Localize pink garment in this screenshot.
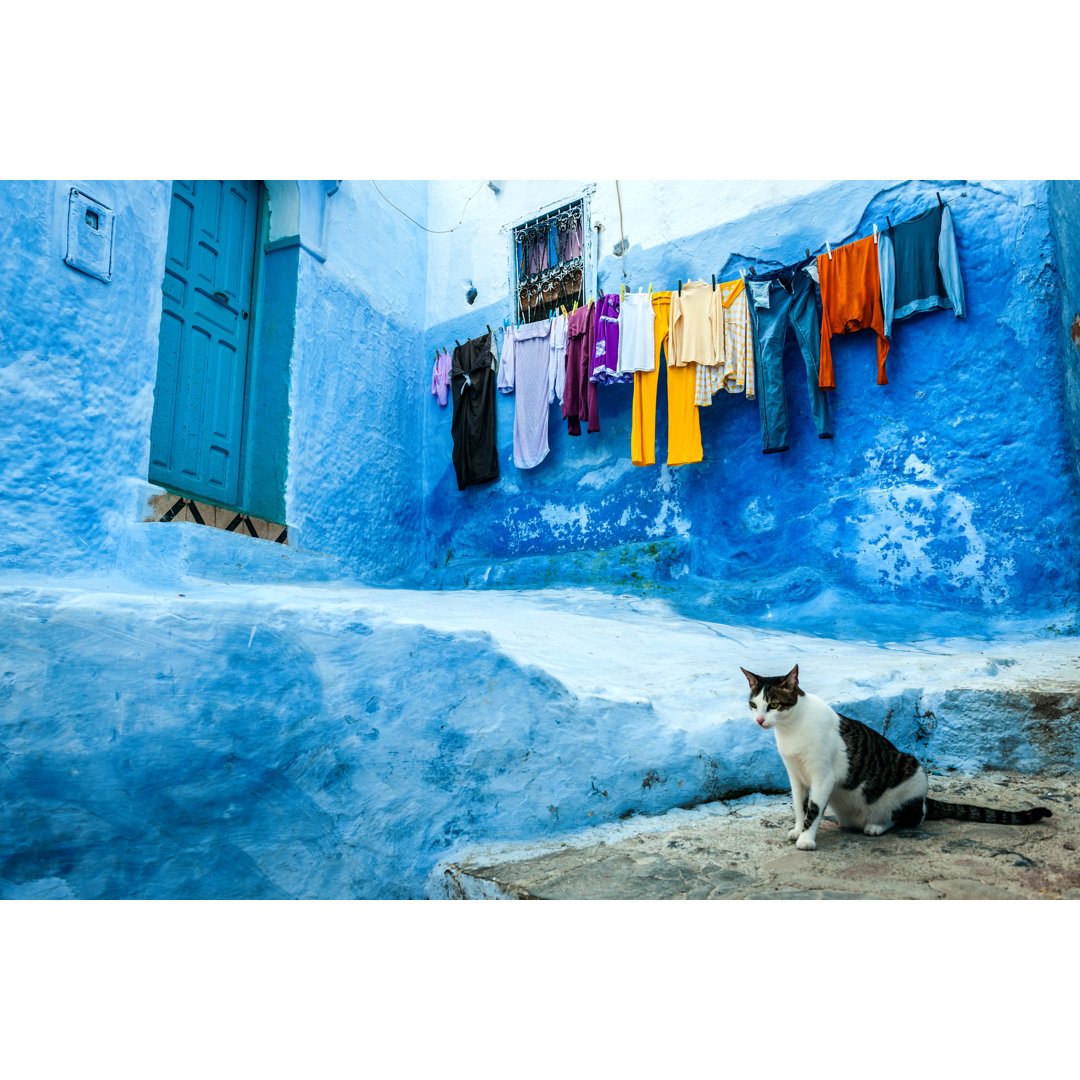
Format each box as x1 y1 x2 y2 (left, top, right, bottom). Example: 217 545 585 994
431 351 452 406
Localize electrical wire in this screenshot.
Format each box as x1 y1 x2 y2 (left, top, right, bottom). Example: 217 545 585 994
370 180 486 234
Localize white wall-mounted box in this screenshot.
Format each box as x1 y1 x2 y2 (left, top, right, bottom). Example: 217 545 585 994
65 188 114 282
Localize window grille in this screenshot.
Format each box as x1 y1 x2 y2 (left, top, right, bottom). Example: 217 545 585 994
511 196 593 324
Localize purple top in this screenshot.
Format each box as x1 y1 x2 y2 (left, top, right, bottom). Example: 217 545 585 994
497 320 558 469
431 351 452 406
590 293 629 385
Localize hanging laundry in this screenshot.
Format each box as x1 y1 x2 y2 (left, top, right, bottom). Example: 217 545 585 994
432 350 452 407
563 301 600 435
498 319 560 469
590 293 630 385
616 291 656 376
550 311 569 403
669 281 723 369
450 333 500 490
696 278 756 407
818 235 889 390
747 260 833 453
631 291 703 466
878 201 965 339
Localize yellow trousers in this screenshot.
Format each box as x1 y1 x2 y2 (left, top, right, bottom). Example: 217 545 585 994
631 291 703 466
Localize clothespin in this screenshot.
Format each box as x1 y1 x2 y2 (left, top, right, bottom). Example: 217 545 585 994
825 240 832 260
749 266 756 276
739 268 745 280
937 192 943 206
678 280 682 295
487 324 492 336
620 284 625 300
711 275 716 291
887 216 892 229
805 248 811 259
873 224 878 245
455 340 461 348
648 282 653 293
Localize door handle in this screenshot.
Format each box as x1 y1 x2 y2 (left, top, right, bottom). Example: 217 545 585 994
213 291 229 304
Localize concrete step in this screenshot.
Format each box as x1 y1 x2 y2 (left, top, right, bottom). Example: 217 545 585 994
429 769 1080 900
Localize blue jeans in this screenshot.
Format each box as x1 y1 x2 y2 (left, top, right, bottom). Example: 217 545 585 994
747 264 833 453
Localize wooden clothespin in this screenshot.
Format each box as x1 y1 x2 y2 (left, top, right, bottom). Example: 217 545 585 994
825 240 832 260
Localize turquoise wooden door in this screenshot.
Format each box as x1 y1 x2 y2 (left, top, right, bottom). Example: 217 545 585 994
149 180 260 508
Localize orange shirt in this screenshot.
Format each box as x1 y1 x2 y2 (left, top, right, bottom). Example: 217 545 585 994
818 235 889 390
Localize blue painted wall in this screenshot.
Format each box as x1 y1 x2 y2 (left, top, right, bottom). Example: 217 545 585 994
420 181 1080 619
0 179 429 586
284 180 429 577
1048 181 1080 489
2 179 1079 899
0 180 171 579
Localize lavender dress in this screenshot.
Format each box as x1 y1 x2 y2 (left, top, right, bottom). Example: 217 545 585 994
498 320 558 469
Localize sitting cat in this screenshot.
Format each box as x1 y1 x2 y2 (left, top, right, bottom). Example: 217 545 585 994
740 665 1051 851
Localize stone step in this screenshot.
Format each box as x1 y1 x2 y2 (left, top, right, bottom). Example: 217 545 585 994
429 769 1080 900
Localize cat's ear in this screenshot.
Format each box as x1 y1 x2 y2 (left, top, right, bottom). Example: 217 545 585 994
740 667 761 689
783 665 800 691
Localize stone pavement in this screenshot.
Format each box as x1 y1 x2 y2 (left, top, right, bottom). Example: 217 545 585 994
431 769 1080 899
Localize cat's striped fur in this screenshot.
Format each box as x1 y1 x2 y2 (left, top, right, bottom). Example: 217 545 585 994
740 665 1052 851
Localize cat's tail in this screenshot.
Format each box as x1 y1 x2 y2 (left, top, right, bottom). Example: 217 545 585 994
925 798 1051 825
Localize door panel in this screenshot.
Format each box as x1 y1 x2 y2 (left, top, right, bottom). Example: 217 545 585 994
149 180 259 507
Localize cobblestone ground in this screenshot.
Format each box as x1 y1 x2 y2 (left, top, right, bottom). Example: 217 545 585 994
434 769 1080 899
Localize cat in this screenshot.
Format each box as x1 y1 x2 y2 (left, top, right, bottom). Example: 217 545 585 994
740 665 1051 851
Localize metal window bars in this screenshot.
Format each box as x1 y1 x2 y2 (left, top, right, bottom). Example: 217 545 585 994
512 200 589 324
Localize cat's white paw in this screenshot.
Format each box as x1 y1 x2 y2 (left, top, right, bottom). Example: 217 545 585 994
863 824 887 836
788 828 802 842
795 834 817 851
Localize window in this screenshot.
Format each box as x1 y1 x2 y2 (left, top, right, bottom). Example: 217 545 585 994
512 195 594 324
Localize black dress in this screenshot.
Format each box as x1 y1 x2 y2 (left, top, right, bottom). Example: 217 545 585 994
450 333 500 491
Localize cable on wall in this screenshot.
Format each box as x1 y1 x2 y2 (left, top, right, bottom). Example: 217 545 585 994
615 180 628 280
371 181 486 234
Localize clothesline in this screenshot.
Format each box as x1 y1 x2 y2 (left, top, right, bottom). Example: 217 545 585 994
434 191 959 358
435 191 967 488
